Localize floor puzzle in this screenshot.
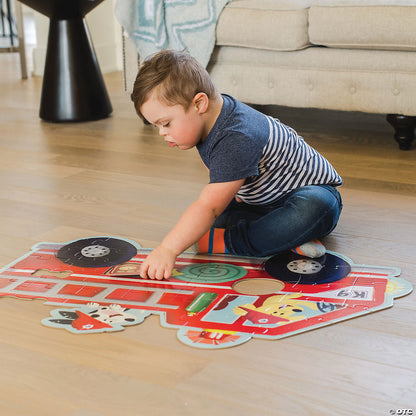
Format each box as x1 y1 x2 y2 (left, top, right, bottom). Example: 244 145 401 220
0 237 412 349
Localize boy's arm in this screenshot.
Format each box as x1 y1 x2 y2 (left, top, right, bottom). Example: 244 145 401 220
140 178 245 280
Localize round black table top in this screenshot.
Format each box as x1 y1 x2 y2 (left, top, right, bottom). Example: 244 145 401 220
18 0 106 19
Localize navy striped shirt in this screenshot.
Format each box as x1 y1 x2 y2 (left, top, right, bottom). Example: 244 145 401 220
197 95 342 205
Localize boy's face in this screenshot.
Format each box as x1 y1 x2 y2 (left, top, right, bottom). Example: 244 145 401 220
140 92 206 150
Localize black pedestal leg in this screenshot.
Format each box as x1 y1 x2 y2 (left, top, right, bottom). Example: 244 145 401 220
386 114 416 151
40 17 112 122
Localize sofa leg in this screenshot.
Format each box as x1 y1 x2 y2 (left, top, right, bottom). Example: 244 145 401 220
386 114 416 150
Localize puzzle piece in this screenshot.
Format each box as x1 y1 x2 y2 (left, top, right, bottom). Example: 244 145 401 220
0 237 412 349
32 269 73 279
42 303 151 334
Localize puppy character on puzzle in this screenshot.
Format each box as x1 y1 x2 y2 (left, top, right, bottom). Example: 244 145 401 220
42 303 151 334
233 293 343 325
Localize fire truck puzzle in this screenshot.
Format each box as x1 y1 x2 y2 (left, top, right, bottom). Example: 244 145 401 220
0 236 412 349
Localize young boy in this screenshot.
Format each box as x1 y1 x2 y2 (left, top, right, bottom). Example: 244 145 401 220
132 50 343 280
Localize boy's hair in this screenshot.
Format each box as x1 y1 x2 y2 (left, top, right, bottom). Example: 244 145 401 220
131 50 218 120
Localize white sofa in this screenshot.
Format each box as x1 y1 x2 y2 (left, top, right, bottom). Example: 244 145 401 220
123 0 416 150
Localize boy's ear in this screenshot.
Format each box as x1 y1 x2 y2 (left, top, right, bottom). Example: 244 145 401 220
193 92 209 114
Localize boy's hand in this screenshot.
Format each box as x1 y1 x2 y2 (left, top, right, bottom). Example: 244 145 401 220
139 245 177 280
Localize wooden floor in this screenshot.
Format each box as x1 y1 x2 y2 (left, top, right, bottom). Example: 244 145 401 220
1 53 415 416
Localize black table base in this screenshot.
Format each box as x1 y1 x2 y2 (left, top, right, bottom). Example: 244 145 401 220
19 0 112 122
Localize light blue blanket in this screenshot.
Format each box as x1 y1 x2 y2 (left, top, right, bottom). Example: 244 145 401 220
115 0 231 68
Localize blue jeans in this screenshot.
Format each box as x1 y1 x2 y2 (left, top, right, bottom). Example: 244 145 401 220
214 185 343 257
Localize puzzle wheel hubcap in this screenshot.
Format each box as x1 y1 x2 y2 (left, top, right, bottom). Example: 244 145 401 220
80 245 111 258
287 259 323 274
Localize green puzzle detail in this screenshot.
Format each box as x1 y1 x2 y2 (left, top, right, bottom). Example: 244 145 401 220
176 263 248 283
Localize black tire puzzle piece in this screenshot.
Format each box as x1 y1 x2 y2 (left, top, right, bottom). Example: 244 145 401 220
57 237 137 268
264 251 351 284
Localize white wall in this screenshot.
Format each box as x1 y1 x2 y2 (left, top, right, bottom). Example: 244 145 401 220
30 0 122 76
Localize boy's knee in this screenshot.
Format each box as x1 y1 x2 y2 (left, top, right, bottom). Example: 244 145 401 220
286 186 341 230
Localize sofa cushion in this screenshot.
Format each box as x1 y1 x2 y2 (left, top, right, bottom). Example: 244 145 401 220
209 45 416 115
309 0 416 51
216 0 313 52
